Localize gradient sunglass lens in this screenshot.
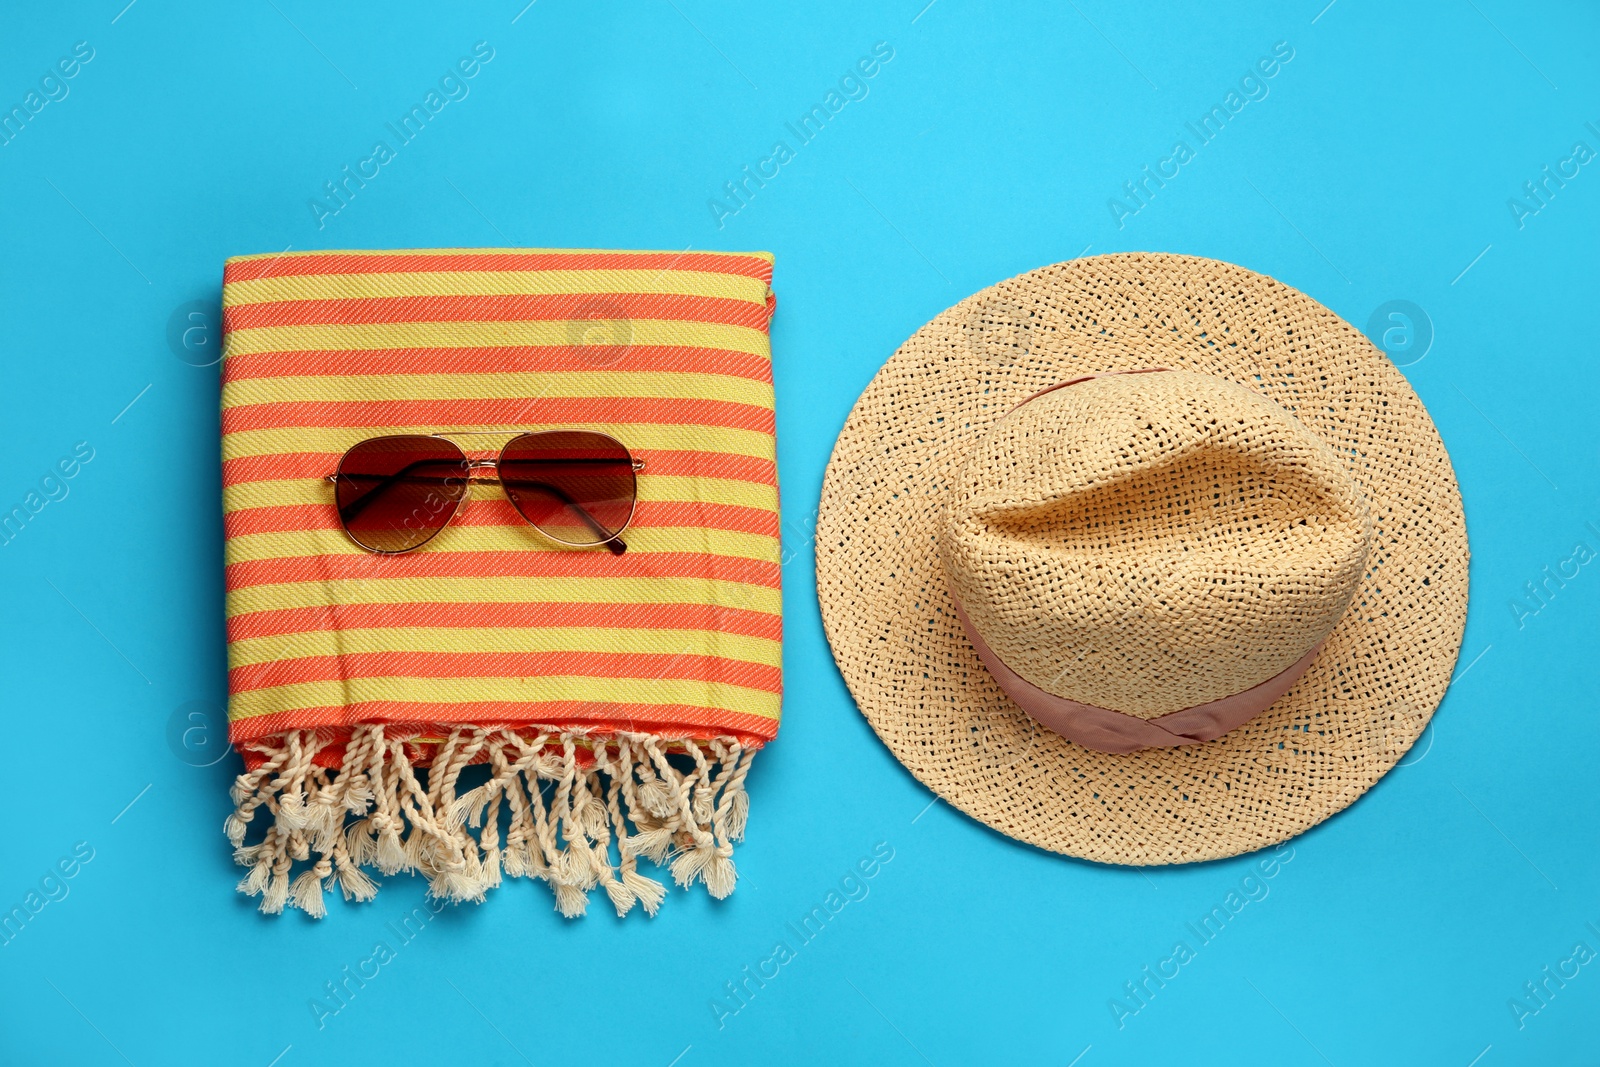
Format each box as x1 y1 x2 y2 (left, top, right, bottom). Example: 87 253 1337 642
334 435 471 553
498 431 637 551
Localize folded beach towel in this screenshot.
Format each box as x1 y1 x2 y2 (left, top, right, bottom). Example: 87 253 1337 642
219 248 781 918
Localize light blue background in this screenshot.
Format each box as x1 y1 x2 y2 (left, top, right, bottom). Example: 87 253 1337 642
1 1 1596 1064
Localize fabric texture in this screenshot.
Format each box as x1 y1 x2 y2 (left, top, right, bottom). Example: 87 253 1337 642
219 248 781 918
815 253 1469 866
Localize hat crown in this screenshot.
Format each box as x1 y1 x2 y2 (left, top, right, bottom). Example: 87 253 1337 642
939 369 1373 718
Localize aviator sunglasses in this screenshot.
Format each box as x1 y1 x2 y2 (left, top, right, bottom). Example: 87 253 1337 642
326 430 645 555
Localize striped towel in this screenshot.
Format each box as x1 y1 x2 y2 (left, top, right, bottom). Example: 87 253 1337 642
219 248 780 919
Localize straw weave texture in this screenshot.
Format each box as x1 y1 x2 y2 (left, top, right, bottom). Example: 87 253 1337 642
816 254 1469 864
942 370 1373 718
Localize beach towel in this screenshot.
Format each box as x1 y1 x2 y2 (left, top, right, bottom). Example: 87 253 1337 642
218 248 780 918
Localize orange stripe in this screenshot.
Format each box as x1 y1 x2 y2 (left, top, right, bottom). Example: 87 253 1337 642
226 600 784 643
226 549 781 594
224 251 774 284
222 448 777 489
230 702 781 751
223 499 780 540
220 396 775 435
221 344 774 384
224 292 770 332
229 649 782 695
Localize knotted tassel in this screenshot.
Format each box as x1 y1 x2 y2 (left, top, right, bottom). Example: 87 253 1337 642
225 726 761 919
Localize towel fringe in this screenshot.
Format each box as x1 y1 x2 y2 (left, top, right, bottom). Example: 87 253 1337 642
227 725 757 920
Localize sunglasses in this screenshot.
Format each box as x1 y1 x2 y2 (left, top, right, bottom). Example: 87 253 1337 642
325 430 645 556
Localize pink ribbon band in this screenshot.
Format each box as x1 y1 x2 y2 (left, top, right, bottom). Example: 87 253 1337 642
952 597 1325 754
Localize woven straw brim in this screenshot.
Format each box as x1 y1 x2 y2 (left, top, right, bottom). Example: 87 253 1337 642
816 254 1469 865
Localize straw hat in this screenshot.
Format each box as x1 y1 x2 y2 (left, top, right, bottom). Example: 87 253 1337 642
816 253 1468 865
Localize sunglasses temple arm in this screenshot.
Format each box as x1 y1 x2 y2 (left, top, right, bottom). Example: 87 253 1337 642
335 459 467 524
498 477 628 555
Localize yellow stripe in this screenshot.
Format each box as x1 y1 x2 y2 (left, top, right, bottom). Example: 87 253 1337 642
222 472 777 515
221 320 770 360
225 576 783 619
228 675 782 723
225 269 770 308
227 625 782 670
222 370 773 412
223 525 780 566
222 424 777 464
